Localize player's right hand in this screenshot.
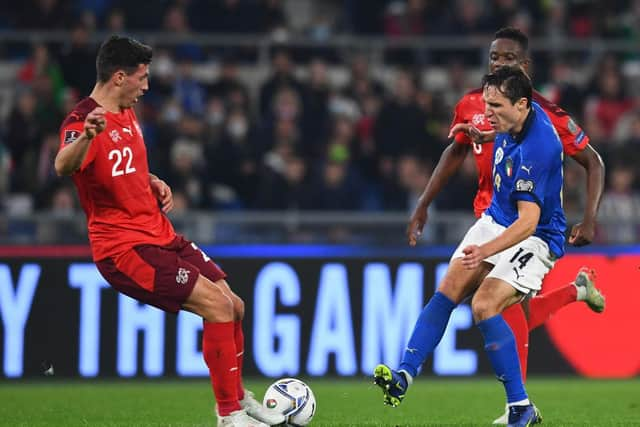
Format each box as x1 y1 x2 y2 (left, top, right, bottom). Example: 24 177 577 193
448 123 494 144
84 107 107 140
407 205 428 246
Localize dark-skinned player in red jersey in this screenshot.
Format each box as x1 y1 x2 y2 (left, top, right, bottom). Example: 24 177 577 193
55 36 285 427
406 28 606 425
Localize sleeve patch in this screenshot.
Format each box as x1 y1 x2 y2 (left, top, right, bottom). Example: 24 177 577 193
515 179 535 192
64 129 81 145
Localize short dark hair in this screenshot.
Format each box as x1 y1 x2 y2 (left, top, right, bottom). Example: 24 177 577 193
482 67 532 107
96 35 152 83
494 27 529 53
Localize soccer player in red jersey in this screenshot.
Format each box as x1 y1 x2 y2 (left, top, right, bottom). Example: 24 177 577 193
55 36 284 427
406 28 606 424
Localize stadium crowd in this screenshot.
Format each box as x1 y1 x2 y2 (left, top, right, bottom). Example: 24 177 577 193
1 0 639 243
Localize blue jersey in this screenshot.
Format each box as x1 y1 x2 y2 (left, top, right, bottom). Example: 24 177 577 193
485 102 566 257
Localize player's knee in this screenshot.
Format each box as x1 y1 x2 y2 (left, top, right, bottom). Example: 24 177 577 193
201 290 234 322
471 297 498 322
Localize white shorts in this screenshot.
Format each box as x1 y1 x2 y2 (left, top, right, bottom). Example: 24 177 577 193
451 214 556 295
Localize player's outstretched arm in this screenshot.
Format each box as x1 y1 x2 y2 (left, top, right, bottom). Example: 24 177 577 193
462 201 540 269
448 123 495 144
55 107 106 176
568 144 605 246
407 142 470 246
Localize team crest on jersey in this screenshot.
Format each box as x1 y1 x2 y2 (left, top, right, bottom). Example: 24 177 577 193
64 130 80 145
495 147 504 165
472 113 485 126
109 129 122 142
176 268 191 285
505 157 513 177
494 173 502 192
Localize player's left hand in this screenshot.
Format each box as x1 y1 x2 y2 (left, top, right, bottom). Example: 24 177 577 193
569 221 595 246
461 244 486 269
150 177 174 213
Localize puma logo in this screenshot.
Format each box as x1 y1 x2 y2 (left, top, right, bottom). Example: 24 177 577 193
122 126 132 136
513 267 523 280
520 165 532 174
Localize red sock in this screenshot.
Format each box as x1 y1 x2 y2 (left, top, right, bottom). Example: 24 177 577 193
202 321 241 416
502 304 529 383
527 284 577 331
234 320 245 401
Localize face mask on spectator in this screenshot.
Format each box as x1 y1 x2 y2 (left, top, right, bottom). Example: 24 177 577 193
207 111 225 126
163 106 181 123
228 119 248 139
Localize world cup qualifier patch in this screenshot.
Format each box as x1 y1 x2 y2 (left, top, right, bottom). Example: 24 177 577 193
64 130 81 145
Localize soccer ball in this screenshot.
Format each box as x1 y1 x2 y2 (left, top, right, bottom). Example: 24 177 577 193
262 378 316 426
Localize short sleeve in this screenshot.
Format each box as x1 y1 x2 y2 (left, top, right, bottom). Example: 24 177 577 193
449 101 471 145
549 114 589 157
58 120 97 172
510 150 553 207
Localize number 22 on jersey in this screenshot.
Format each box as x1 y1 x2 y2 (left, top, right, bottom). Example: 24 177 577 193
108 147 136 177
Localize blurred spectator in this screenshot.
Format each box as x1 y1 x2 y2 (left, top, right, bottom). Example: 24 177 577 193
18 43 65 108
58 25 97 95
173 54 207 116
259 48 305 116
599 165 640 243
6 90 42 192
105 8 126 32
585 59 634 139
258 0 288 35
344 53 385 103
308 159 362 210
204 108 258 208
374 70 429 159
204 0 261 34
14 0 72 29
301 58 331 154
540 59 585 118
255 154 312 210
614 109 640 145
207 54 251 112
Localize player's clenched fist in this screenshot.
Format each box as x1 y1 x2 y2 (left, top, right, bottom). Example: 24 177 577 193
84 107 107 140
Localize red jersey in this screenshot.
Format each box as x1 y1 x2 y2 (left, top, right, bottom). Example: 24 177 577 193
450 89 589 217
58 98 175 261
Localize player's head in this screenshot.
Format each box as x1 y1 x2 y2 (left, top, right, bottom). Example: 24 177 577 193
489 27 529 74
481 67 532 133
96 35 152 108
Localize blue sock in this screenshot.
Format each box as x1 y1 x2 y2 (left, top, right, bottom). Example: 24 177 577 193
398 291 456 378
477 314 528 403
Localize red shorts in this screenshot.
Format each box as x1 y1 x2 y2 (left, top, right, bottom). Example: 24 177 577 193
95 235 226 313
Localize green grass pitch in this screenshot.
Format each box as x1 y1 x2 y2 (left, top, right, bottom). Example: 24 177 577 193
1 377 638 426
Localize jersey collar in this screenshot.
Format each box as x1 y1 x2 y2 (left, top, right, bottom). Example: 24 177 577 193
512 105 535 144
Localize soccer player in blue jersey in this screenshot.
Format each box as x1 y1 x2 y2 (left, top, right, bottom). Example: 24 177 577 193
374 67 569 426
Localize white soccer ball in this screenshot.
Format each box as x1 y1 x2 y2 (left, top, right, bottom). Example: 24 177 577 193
262 378 316 426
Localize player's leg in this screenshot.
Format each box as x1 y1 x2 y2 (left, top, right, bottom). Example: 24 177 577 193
373 258 492 407
477 237 554 426
94 244 266 427
527 267 604 331
177 238 284 426
472 279 532 415
491 303 529 425
502 304 529 382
